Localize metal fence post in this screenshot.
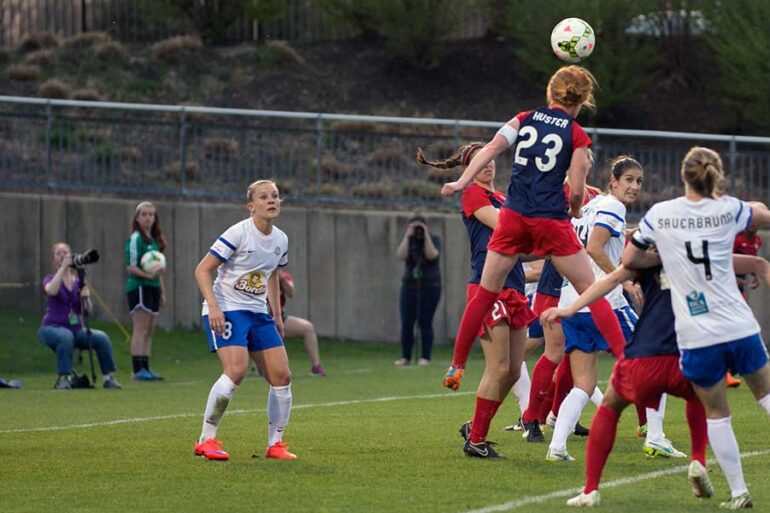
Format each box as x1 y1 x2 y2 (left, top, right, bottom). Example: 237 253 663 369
316 114 323 197
729 136 737 196
45 100 53 190
179 108 188 196
453 119 460 148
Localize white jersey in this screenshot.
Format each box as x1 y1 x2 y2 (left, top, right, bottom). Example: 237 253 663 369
559 194 628 312
202 218 288 316
633 195 757 350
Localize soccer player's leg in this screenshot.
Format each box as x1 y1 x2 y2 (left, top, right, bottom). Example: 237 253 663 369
195 311 253 461
683 344 750 503
250 314 297 460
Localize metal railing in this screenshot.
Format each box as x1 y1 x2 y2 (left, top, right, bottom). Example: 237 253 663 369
1 94 770 215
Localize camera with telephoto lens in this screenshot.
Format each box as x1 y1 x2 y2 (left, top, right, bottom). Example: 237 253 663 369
70 249 100 268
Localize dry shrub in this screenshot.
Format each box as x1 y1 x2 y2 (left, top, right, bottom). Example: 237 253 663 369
0 48 9 66
203 137 239 159
310 154 352 179
330 120 380 133
274 179 295 196
120 146 142 164
37 79 70 99
424 139 460 158
18 32 59 52
7 64 40 81
352 181 393 199
265 40 305 66
401 179 442 200
71 88 106 102
79 127 112 144
63 32 111 49
151 36 202 64
318 183 343 197
95 41 127 62
368 145 410 168
24 49 54 66
165 160 198 181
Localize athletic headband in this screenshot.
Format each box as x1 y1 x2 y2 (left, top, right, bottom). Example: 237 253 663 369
135 201 155 213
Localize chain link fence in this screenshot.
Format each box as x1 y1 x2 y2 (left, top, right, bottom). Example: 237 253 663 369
2 95 770 217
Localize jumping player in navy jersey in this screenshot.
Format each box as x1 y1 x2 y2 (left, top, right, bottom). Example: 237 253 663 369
419 143 536 458
439 66 627 408
544 254 770 507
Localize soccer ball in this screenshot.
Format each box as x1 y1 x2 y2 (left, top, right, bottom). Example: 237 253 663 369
551 18 595 63
140 250 166 274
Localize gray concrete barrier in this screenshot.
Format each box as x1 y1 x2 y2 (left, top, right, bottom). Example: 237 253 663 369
4 191 770 347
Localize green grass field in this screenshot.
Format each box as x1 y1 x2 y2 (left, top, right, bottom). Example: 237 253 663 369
2 308 769 513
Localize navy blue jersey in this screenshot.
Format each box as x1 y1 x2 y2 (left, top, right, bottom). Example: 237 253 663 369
461 183 525 293
503 107 592 220
536 260 563 298
624 266 678 359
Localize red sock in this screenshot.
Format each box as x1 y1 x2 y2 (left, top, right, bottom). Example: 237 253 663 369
451 286 499 368
686 399 708 466
551 353 574 418
587 298 625 358
585 405 620 493
538 381 556 424
470 396 502 444
523 355 559 423
635 403 647 427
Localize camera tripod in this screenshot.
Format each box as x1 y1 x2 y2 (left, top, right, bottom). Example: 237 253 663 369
75 265 97 387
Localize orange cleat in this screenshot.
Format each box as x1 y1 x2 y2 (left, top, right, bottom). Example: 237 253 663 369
726 372 742 388
443 365 464 391
194 438 229 461
265 441 297 460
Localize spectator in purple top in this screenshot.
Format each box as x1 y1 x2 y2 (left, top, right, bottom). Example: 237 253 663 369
37 242 121 390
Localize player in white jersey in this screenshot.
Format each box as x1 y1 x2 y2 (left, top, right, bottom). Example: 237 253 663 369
192 180 297 462
628 147 770 509
547 157 645 462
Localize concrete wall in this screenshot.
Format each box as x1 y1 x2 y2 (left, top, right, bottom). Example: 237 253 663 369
5 191 770 345
0 192 469 344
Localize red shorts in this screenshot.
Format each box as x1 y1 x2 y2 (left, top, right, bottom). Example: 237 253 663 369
532 292 559 317
487 208 583 258
611 355 697 410
467 284 537 337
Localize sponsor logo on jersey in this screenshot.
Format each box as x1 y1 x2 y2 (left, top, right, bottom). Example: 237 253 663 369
234 270 266 296
686 290 709 316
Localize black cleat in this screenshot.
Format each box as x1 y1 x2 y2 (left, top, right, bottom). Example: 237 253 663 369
523 419 545 443
459 421 471 441
463 439 504 458
573 422 590 437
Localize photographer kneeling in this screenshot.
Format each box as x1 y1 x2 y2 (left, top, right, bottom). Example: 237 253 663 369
395 215 442 366
37 242 121 390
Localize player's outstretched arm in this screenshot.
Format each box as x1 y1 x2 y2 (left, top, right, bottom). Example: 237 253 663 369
541 265 635 324
441 118 519 196
734 254 770 288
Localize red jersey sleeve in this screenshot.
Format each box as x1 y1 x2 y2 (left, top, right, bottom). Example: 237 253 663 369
571 121 592 149
515 111 533 124
461 184 492 218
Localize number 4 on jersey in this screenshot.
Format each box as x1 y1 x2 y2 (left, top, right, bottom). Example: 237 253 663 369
686 240 712 280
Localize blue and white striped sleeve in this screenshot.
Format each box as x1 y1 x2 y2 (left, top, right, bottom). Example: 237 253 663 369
209 224 241 263
631 209 656 249
278 238 288 268
734 198 753 235
594 202 626 238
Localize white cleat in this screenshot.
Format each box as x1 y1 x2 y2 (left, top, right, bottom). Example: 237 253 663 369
546 411 557 429
643 438 687 458
719 492 753 509
567 490 601 507
687 460 714 499
546 447 575 462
